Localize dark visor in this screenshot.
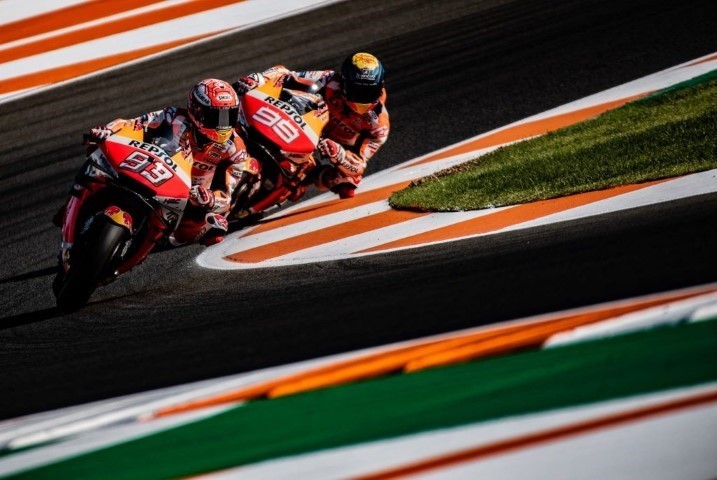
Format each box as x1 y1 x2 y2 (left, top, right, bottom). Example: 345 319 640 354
344 82 382 104
197 105 239 129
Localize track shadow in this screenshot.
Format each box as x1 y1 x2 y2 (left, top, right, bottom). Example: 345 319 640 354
0 307 64 331
0 288 168 331
0 266 57 285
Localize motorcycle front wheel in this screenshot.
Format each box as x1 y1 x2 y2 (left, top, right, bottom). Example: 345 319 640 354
54 216 128 312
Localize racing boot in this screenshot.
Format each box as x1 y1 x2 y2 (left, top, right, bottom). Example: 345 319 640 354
170 212 228 246
316 165 359 199
200 213 229 246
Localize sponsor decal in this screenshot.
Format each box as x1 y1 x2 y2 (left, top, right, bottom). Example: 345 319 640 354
128 140 179 171
263 96 308 128
352 52 379 70
233 157 261 175
193 161 215 172
338 157 361 173
104 206 133 231
206 149 223 161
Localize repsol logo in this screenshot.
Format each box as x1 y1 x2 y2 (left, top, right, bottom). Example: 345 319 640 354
128 140 179 171
263 96 307 128
194 162 215 171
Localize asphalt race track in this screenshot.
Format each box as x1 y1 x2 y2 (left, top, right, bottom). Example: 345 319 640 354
0 0 715 419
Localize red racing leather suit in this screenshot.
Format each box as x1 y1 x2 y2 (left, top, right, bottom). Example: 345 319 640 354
238 65 390 194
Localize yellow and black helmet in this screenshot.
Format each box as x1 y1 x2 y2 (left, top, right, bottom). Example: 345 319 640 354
340 52 385 114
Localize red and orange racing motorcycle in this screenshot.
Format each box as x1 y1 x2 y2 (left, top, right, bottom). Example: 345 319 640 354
229 79 329 223
53 123 193 311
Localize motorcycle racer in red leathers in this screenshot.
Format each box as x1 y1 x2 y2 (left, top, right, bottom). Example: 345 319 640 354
233 52 390 199
55 78 253 246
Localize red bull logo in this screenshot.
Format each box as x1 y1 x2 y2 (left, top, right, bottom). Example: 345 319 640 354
104 206 133 232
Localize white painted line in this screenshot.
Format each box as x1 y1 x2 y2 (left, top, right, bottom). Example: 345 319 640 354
0 406 230 478
240 200 393 248
253 209 505 268
690 303 717 323
500 169 717 234
0 0 90 26
0 0 346 105
0 1 197 50
544 292 717 347
413 397 717 480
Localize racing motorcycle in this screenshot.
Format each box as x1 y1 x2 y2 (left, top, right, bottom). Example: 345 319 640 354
228 79 330 223
53 123 192 311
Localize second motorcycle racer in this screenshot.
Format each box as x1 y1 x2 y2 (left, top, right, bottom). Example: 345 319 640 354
233 52 390 200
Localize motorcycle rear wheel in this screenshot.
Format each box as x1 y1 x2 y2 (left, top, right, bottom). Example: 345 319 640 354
54 217 127 312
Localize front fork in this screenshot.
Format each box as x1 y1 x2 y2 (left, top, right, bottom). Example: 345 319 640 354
59 186 91 272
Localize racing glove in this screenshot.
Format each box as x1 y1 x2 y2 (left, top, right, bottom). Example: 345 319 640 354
232 73 265 96
319 139 366 177
189 185 216 210
84 126 114 144
319 138 346 164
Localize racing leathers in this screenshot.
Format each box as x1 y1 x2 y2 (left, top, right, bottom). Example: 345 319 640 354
234 65 390 198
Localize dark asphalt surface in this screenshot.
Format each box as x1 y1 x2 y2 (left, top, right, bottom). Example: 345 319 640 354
0 0 716 419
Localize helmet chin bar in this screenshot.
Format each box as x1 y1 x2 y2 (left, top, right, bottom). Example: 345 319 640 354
346 100 377 114
198 126 232 144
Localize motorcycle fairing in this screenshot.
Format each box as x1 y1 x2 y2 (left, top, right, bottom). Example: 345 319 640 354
101 135 192 203
254 81 329 135
243 84 328 154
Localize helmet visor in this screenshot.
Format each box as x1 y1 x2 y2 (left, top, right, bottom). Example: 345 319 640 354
196 105 239 129
343 82 382 104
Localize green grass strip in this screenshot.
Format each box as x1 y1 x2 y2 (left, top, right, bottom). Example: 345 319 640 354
390 72 717 211
9 320 717 479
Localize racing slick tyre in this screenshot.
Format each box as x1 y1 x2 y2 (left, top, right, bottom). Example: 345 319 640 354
54 217 128 312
